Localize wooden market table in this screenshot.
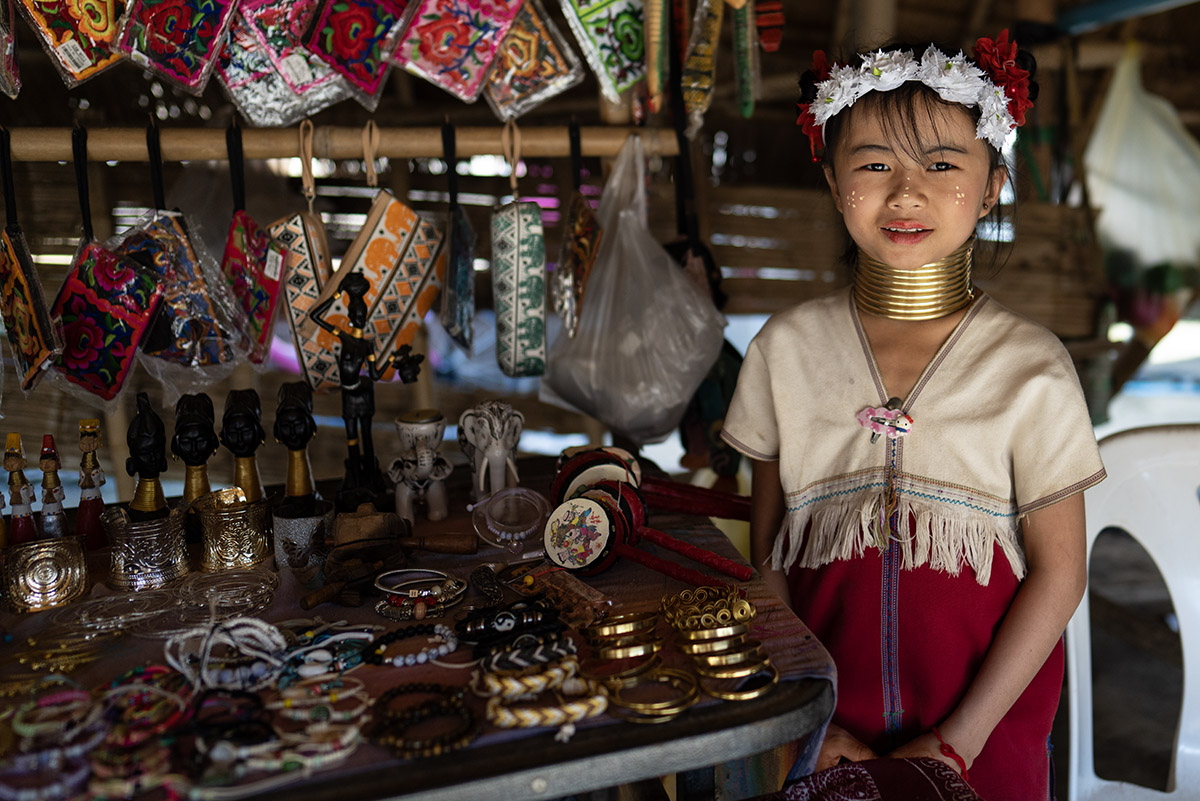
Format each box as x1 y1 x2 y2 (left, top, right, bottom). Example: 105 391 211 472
0 461 835 801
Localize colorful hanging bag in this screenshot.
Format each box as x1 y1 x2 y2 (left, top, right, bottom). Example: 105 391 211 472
115 0 238 94
559 0 645 103
552 120 602 340
483 0 585 121
52 125 163 403
0 126 64 393
17 0 123 87
303 0 405 110
0 0 20 98
438 122 476 354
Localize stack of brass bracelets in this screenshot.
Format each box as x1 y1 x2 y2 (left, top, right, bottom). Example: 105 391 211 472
578 611 699 724
661 587 779 702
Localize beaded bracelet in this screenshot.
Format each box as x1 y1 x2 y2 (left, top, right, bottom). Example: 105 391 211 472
0 755 90 801
3 723 105 772
12 685 100 742
369 696 477 759
267 677 371 723
373 596 463 622
456 598 558 640
361 624 459 667
471 656 580 700
484 678 608 742
375 569 466 602
372 683 467 720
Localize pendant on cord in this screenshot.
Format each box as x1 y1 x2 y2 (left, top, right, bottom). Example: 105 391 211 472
857 397 912 444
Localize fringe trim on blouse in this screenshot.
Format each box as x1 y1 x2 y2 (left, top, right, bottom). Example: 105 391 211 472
772 491 1025 586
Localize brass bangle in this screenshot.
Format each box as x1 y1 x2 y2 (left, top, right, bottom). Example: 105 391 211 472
700 663 780 701
580 611 657 640
610 668 699 715
691 640 764 668
593 638 663 661
675 623 750 642
677 635 745 656
607 705 682 724
579 653 663 685
588 632 657 650
693 658 771 680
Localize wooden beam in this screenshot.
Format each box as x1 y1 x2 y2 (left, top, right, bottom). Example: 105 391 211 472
4 125 680 163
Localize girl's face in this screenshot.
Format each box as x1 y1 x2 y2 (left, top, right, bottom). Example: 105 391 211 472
824 100 1006 271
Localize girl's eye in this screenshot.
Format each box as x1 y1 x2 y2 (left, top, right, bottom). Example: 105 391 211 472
862 163 889 172
929 162 956 172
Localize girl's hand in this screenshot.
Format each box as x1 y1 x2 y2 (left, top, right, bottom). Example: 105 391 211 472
888 731 973 777
816 723 877 770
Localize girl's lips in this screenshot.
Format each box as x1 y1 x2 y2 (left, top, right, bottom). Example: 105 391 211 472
881 227 933 244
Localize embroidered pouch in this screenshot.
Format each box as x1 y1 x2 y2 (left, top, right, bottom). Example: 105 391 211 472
491 200 546 377
303 0 404 104
216 12 349 127
0 0 20 98
115 0 238 94
553 192 601 339
643 0 667 112
220 210 287 365
0 227 62 392
52 241 162 401
114 211 238 367
17 0 124 87
559 0 645 103
440 204 476 353
681 0 723 135
308 190 446 381
483 0 585 121
241 0 344 95
393 0 521 103
269 211 340 393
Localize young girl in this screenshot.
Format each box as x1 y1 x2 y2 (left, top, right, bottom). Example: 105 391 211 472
721 33 1105 799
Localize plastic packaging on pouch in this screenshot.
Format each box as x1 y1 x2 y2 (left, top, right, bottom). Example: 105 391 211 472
483 0 585 121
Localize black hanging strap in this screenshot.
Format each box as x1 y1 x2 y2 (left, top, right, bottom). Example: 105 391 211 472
568 117 583 193
226 120 246 213
441 120 458 211
666 1 699 245
0 126 16 230
146 118 166 212
72 124 94 242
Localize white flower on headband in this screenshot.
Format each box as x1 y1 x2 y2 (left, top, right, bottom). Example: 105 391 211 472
859 50 919 93
976 86 1014 146
917 46 987 106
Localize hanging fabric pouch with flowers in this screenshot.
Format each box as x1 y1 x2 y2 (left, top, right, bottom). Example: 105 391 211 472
559 0 645 103
392 0 521 103
438 124 475 353
303 0 405 110
1 0 21 98
0 129 63 393
220 123 288 365
115 0 238 95
52 125 163 403
553 123 601 339
483 0 584 121
17 0 124 88
491 121 546 377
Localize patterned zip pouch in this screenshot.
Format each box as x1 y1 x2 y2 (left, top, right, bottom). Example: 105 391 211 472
308 189 446 381
241 0 346 96
438 124 474 353
483 0 585 121
53 241 163 401
1 0 20 98
303 0 405 109
115 0 238 94
560 0 645 103
0 128 62 393
17 0 124 87
269 210 339 392
393 0 522 103
221 210 287 365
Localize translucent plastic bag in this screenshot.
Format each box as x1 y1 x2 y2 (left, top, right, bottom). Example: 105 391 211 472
541 135 726 444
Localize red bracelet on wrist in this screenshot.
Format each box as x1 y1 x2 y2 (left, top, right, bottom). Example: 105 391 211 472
931 726 969 781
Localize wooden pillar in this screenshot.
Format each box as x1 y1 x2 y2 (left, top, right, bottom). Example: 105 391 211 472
850 0 896 51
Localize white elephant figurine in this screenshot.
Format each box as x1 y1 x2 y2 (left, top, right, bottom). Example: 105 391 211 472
458 400 524 501
388 410 453 523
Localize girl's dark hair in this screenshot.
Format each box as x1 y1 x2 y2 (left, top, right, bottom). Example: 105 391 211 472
799 42 1040 274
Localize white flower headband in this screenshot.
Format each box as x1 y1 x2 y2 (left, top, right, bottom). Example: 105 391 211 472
797 31 1033 156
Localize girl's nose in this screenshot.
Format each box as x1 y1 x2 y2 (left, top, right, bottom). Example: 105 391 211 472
888 175 925 208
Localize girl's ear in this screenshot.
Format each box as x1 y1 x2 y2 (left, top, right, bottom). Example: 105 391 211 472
979 165 1007 219
824 165 843 214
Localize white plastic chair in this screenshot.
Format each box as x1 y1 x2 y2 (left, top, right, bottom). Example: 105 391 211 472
1067 424 1200 800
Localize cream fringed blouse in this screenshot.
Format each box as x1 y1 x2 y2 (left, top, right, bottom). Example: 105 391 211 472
721 288 1106 585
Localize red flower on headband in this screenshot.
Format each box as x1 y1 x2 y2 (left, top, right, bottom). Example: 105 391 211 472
796 51 833 161
974 29 1033 126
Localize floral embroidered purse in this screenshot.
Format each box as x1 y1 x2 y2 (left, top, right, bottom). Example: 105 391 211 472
393 0 522 102
303 0 405 108
483 0 585 121
17 0 124 87
0 127 63 393
115 0 238 94
559 0 646 103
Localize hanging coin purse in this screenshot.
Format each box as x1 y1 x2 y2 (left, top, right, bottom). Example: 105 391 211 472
483 0 585 121
559 0 646 103
115 0 238 94
1 0 21 98
681 0 724 135
308 125 446 381
393 0 522 102
491 121 546 378
303 0 404 110
220 123 288 365
216 8 350 127
552 122 602 340
52 126 163 402
0 127 64 393
16 0 123 88
438 124 476 354
269 121 338 392
241 0 346 96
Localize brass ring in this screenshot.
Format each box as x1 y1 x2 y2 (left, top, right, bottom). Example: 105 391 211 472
580 611 657 640
592 638 663 661
677 635 745 656
693 658 771 680
579 653 663 685
691 640 764 667
700 663 780 701
675 623 750 641
610 668 699 714
607 705 683 724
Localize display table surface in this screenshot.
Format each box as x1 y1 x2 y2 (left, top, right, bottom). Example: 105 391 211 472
0 463 835 801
